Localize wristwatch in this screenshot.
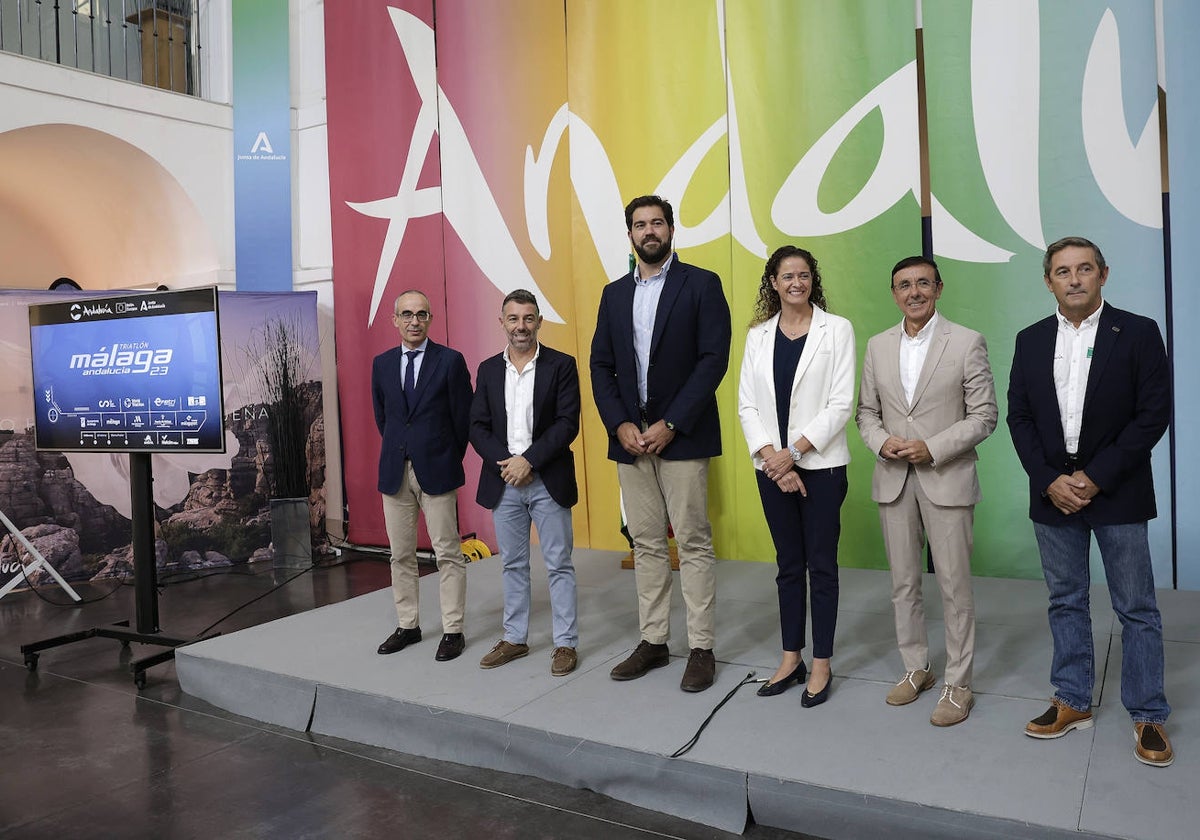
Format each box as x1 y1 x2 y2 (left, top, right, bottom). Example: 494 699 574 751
788 445 803 462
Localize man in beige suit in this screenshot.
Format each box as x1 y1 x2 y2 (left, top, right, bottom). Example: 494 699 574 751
856 256 997 726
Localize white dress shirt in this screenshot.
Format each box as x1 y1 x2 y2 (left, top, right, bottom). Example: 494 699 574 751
898 311 939 406
504 343 539 456
1053 301 1103 455
401 338 429 385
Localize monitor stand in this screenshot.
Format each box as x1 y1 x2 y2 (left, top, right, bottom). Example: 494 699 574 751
20 452 217 689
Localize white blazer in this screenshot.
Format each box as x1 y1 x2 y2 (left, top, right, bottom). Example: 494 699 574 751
738 305 856 471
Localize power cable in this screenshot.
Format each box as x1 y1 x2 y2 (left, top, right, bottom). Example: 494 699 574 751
669 671 762 759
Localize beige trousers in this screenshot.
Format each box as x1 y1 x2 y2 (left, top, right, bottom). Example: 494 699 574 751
618 455 716 649
879 466 976 687
381 461 466 633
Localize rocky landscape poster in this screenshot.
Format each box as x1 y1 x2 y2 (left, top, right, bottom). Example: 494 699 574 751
0 289 327 591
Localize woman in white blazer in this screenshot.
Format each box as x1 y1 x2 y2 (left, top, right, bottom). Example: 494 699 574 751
738 245 855 707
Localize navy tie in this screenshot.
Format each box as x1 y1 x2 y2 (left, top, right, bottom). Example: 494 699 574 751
403 350 419 401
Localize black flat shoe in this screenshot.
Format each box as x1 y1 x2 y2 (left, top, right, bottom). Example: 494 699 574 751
757 661 807 697
801 676 832 708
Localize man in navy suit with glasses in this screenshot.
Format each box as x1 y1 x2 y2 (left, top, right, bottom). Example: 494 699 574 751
372 290 473 663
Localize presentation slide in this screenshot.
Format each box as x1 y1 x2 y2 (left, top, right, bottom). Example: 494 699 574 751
28 288 225 453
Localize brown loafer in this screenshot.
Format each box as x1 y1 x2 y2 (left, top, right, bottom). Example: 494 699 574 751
1025 698 1094 739
680 648 716 693
479 639 529 669
1134 723 1174 767
550 646 578 676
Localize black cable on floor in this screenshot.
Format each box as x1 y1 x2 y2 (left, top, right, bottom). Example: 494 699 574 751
16 562 129 606
193 564 316 637
669 671 760 759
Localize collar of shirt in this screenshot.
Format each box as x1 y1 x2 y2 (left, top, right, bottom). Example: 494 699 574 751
634 251 674 286
1055 299 1105 332
502 342 541 373
403 339 429 354
899 310 939 344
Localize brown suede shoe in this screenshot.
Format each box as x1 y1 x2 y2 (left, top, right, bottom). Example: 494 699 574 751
610 641 670 681
478 640 529 669
886 665 936 706
930 685 974 727
680 648 716 693
550 646 578 677
1025 698 1094 739
1134 723 1174 767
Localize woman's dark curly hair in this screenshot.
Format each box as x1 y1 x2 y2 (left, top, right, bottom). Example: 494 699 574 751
750 245 828 326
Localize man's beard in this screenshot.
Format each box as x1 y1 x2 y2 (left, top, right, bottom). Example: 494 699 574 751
634 236 671 265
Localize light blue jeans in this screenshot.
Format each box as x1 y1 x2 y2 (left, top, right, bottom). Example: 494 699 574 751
1033 520 1169 723
493 476 578 648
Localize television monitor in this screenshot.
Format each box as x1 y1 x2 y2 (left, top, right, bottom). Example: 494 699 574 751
28 287 226 453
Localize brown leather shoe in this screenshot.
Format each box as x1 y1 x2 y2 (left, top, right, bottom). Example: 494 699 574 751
1134 723 1174 767
680 648 716 693
610 640 670 681
1025 698 1094 739
478 640 529 669
550 646 577 676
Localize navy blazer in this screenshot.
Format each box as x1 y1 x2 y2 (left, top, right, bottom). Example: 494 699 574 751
372 339 473 497
589 258 731 464
1007 303 1170 525
469 344 580 510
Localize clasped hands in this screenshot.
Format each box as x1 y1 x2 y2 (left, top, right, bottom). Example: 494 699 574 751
880 435 932 465
498 455 533 487
617 420 675 457
759 446 807 496
1046 470 1100 515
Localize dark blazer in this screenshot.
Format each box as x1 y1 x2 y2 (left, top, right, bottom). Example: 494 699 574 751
470 344 580 509
372 339 473 496
589 258 731 464
1007 303 1170 525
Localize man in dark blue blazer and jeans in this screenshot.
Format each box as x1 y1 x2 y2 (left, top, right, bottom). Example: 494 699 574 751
590 195 732 693
372 290 473 662
1008 236 1174 766
470 289 581 677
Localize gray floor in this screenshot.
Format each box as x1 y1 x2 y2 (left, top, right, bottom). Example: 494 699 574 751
177 550 1200 840
0 556 812 839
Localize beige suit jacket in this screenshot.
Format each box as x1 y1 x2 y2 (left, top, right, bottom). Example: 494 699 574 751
855 315 997 506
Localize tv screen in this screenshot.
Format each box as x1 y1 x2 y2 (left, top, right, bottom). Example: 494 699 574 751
28 288 226 453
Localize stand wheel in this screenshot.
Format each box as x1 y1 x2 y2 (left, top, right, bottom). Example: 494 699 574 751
133 671 147 690
24 653 39 672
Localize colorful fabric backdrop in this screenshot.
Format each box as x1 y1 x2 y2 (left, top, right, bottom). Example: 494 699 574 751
327 1 1196 589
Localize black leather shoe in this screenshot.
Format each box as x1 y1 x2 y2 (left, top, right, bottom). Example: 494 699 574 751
610 640 670 681
681 648 716 693
378 626 421 655
757 661 807 697
435 633 465 661
801 676 832 708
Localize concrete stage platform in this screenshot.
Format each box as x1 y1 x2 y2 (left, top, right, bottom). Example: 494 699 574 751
176 549 1199 839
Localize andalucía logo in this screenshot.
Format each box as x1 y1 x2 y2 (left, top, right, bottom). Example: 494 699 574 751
237 131 286 162
69 302 115 321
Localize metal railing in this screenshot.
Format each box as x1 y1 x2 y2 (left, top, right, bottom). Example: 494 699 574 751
0 1 205 98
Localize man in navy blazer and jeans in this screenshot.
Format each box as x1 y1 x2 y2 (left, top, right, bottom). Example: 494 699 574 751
590 195 732 693
470 289 581 677
372 290 473 662
1008 236 1174 766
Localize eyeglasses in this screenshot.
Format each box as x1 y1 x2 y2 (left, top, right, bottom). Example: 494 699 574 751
778 272 812 283
892 278 937 292
396 310 431 323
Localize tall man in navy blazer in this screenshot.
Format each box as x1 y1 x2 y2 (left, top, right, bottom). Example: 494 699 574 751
590 195 732 693
471 289 581 677
1008 236 1174 767
372 290 473 662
